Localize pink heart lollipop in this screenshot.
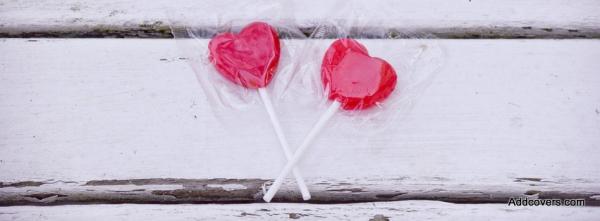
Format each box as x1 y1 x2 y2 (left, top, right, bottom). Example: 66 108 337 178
209 22 280 89
264 39 398 202
322 39 397 110
209 22 311 200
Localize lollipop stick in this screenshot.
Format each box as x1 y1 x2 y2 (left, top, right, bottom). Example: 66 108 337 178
263 100 341 202
257 88 311 200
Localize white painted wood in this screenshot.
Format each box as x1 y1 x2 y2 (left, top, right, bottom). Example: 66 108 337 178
2 178 600 205
1 0 600 37
1 0 598 28
264 101 341 202
2 201 599 220
257 88 311 201
0 39 599 188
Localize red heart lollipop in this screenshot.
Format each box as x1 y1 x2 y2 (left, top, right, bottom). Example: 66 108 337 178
208 22 280 89
263 39 399 202
208 22 312 200
321 39 397 110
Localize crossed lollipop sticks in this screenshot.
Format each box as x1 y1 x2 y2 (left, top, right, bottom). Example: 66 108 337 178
208 22 397 202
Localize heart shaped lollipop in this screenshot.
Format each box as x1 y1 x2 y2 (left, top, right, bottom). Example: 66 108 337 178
209 22 280 89
263 39 398 202
322 39 397 110
209 22 311 200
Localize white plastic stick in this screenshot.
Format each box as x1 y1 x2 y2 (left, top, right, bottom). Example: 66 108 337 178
263 100 341 202
257 88 311 200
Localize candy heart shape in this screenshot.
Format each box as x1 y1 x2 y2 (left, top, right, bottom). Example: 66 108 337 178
321 39 397 110
208 22 280 89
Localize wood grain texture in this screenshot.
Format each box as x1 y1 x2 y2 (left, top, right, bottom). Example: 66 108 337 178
2 201 600 220
1 0 600 38
0 39 599 191
1 178 600 205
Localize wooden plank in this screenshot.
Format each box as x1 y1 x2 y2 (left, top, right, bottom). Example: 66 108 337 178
2 201 600 220
0 39 599 204
1 0 600 38
1 178 600 205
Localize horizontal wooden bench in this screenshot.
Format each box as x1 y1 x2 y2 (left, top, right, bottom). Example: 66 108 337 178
1 0 600 219
3 201 600 220
2 38 599 203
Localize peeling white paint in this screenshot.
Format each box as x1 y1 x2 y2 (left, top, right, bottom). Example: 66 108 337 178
2 201 600 220
207 184 248 191
1 39 599 184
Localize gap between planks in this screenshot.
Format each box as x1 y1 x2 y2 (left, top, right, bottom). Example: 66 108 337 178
1 0 600 38
1 178 599 206
2 25 600 39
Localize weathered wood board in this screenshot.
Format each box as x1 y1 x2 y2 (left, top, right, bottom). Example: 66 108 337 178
1 0 600 38
1 178 600 205
2 201 600 220
1 39 599 205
